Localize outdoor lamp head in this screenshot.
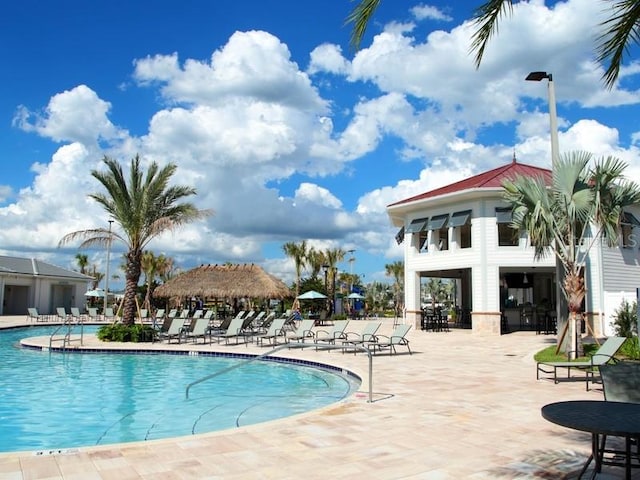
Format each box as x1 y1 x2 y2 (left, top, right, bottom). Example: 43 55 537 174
526 71 552 82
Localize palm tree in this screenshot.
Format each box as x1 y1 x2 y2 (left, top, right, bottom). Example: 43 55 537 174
75 253 89 274
425 278 446 311
503 151 640 358
283 240 309 300
305 247 326 280
385 260 404 318
90 265 104 289
347 0 639 88
323 247 346 314
59 154 212 326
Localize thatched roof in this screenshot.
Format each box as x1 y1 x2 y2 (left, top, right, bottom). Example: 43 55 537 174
153 263 292 300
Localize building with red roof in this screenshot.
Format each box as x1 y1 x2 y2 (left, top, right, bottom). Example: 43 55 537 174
386 157 640 336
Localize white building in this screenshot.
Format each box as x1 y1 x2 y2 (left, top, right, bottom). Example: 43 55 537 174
387 159 640 336
0 255 93 316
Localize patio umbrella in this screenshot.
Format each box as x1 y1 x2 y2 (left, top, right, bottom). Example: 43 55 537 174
297 290 327 300
347 292 365 300
85 288 106 298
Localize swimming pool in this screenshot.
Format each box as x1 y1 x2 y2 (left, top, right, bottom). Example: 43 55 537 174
0 325 360 453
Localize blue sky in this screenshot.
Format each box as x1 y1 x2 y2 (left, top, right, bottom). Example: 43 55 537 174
2 0 640 290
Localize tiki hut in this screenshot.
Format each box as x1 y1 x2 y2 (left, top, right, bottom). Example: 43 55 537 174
153 263 292 300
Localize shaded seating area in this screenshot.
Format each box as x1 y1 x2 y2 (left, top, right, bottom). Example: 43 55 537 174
536 336 626 389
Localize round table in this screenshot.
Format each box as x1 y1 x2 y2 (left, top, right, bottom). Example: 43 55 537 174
541 400 640 479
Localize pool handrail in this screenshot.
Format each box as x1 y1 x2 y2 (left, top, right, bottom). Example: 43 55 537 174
186 342 373 403
49 314 84 350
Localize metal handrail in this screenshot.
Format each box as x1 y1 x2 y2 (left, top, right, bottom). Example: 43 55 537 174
49 316 84 350
186 341 373 402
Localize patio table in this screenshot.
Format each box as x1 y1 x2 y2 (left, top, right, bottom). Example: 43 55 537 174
541 400 640 479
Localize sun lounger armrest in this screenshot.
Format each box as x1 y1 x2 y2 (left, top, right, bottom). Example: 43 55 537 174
590 353 619 366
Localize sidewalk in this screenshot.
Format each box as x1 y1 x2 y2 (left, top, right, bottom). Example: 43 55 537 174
0 315 634 479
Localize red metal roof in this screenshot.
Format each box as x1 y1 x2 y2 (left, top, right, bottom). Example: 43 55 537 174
389 159 552 207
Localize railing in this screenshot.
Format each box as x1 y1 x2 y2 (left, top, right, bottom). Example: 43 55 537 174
186 342 373 403
49 316 84 350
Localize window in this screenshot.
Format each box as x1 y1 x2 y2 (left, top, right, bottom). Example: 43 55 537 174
621 212 640 248
428 214 449 251
450 210 472 249
496 207 518 246
395 226 405 245
418 230 428 251
406 217 428 251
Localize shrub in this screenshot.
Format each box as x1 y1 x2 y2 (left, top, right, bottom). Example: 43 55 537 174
97 323 156 342
611 299 638 338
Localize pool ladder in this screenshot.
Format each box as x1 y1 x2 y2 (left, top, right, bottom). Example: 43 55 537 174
49 316 84 350
186 342 374 403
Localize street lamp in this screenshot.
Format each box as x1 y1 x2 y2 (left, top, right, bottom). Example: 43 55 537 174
525 71 559 164
104 219 114 315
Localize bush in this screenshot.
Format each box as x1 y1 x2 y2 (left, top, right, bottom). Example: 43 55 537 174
97 323 157 343
611 299 638 338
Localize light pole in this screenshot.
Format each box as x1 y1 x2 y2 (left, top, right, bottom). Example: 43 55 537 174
526 71 569 353
104 219 113 315
525 71 559 164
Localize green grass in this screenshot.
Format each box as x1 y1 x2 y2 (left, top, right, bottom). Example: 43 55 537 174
534 337 640 362
534 342 599 363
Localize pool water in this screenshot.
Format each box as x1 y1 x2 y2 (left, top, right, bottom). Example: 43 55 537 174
0 325 360 453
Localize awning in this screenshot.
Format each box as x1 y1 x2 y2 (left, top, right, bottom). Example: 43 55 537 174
405 217 429 233
427 214 449 230
495 207 513 224
449 210 471 228
395 226 405 245
622 211 640 226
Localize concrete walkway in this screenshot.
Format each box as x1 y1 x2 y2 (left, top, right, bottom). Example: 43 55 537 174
0 315 635 479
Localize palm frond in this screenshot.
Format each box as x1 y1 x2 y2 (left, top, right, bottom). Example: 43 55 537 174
469 0 514 69
346 0 382 51
596 0 640 89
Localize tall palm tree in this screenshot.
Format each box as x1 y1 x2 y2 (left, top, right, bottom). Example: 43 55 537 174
305 247 326 280
75 253 89 274
347 0 640 88
59 155 212 326
322 247 346 314
385 260 404 318
503 151 640 358
90 265 104 289
425 278 446 311
282 240 308 300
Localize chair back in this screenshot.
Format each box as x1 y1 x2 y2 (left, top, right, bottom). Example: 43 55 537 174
28 307 38 317
155 309 166 319
295 319 315 334
203 310 214 320
592 336 627 366
56 307 67 319
390 324 412 344
600 362 640 403
191 309 203 319
167 309 178 319
189 317 209 336
329 320 349 335
88 307 98 319
224 316 246 336
265 318 286 337
140 309 148 319
360 322 382 341
166 318 185 335
71 307 81 318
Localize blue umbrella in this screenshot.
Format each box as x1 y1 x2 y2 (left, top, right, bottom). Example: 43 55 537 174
297 290 327 300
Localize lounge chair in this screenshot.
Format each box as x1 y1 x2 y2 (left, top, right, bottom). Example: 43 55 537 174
185 316 211 344
152 309 166 329
158 317 187 344
286 319 316 344
70 307 82 321
536 336 626 389
27 307 47 322
256 318 287 347
56 307 68 322
104 307 117 322
139 309 150 323
364 324 412 355
342 321 382 354
210 316 246 344
315 320 350 350
87 307 99 322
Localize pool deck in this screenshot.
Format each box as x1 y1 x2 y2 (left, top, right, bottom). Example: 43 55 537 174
0 315 636 479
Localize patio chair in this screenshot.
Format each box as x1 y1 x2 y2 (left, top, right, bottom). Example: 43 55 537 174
315 320 350 350
87 307 99 322
158 317 187 344
256 318 287 347
185 316 211 344
286 319 316 344
597 362 640 468
211 316 246 344
536 336 626 390
27 307 47 322
70 307 83 322
56 307 68 322
341 321 382 354
364 324 412 355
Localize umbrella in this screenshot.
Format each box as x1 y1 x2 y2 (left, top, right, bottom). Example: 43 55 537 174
347 292 365 300
297 290 327 300
85 288 106 298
